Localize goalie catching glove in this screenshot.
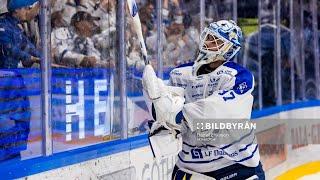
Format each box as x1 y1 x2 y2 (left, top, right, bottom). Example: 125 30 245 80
142 65 185 131
142 65 185 160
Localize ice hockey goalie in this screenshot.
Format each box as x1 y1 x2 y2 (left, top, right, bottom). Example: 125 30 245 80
143 20 265 180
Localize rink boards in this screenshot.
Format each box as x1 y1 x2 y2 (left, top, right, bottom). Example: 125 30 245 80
24 102 320 180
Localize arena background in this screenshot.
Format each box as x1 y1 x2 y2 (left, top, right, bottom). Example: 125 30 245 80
0 0 319 179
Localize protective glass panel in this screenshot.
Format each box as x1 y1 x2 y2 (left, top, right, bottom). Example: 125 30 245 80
51 0 119 153
302 0 317 99
205 0 234 23
280 0 293 104
125 0 157 137
162 0 200 67
292 0 304 101
237 0 259 109
0 0 43 162
260 0 278 108
318 0 320 100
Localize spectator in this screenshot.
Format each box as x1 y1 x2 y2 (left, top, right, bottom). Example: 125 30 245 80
126 1 156 68
161 0 201 66
163 23 185 66
51 0 77 24
140 1 158 54
91 0 117 62
162 7 190 66
51 11 113 68
0 0 38 162
0 0 40 69
0 70 31 161
51 10 71 64
242 23 291 108
163 0 183 23
180 14 199 62
91 0 116 31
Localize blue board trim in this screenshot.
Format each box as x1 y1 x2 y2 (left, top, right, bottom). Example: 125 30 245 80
251 100 320 119
1 100 320 178
0 134 149 179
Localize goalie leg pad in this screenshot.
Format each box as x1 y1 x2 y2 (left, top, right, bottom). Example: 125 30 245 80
148 127 182 161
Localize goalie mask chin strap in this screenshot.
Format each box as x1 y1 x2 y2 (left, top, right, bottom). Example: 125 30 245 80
196 60 225 76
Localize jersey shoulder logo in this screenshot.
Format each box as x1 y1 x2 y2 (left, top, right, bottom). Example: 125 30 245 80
237 82 248 94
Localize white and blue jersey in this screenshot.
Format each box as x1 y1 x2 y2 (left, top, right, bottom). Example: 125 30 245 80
168 61 261 174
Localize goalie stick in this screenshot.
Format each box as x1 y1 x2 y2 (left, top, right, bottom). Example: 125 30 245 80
126 0 148 65
126 0 160 100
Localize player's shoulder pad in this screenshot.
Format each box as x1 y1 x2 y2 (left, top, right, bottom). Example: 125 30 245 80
169 62 194 78
223 61 254 95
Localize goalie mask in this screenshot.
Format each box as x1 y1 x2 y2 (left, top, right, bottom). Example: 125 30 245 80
193 20 243 75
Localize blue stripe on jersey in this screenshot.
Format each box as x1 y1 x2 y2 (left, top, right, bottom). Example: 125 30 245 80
239 136 256 152
223 61 253 95
182 150 190 154
235 144 259 163
183 141 197 147
183 141 217 148
221 129 254 149
178 153 224 164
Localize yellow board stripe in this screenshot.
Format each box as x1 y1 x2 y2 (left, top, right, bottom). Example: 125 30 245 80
183 174 187 180
276 161 320 180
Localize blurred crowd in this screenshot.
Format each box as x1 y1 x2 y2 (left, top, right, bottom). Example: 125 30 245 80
125 0 201 98
0 0 202 69
50 0 116 68
126 0 200 68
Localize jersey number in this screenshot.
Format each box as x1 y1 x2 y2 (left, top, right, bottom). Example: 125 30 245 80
218 90 235 101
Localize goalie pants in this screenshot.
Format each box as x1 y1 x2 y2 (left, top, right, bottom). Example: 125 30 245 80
172 162 265 180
